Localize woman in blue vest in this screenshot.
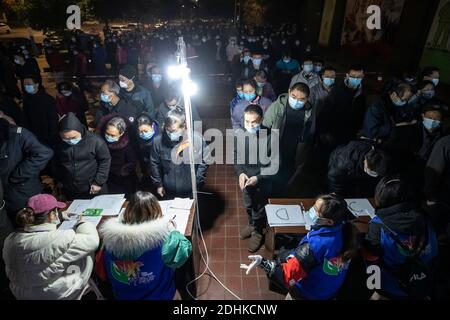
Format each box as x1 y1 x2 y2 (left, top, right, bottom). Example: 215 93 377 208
241 194 358 300
99 191 192 300
363 176 438 300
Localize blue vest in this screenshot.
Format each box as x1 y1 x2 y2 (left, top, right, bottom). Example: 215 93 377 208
294 224 350 300
104 245 176 300
371 217 438 297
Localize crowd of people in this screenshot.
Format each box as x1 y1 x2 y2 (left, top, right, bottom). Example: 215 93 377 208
0 22 449 300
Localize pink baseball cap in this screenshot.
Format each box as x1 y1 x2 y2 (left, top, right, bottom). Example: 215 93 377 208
27 194 66 215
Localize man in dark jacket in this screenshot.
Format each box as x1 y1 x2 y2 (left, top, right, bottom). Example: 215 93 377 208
262 82 315 196
156 90 200 127
142 65 168 109
0 119 53 218
95 80 145 127
55 113 111 200
319 64 367 149
150 108 209 199
119 64 156 119
13 52 41 90
22 76 59 148
235 105 275 253
328 139 391 198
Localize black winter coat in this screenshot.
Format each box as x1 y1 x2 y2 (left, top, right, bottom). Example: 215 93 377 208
328 139 379 198
425 135 450 204
23 88 59 148
150 131 209 197
54 113 111 198
0 124 53 212
94 97 144 128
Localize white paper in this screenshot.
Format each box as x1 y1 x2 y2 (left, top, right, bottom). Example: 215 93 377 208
345 199 375 218
170 198 194 210
58 216 102 230
65 194 125 216
162 208 190 234
265 205 305 227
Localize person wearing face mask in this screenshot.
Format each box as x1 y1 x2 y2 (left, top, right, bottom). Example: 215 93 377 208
263 82 315 196
55 112 111 200
150 108 209 199
254 70 276 102
156 89 200 126
274 51 300 94
2 193 99 300
421 66 440 89
416 105 445 166
234 105 274 252
409 81 437 111
360 83 414 145
309 66 336 118
363 177 438 300
135 113 159 192
319 64 367 149
313 58 324 75
241 194 358 300
328 140 391 198
242 52 269 79
55 82 88 127
231 79 272 129
13 53 41 92
142 65 168 109
230 80 245 114
22 75 59 149
226 37 241 66
95 80 144 128
0 118 53 222
290 56 319 89
118 64 156 119
97 115 137 198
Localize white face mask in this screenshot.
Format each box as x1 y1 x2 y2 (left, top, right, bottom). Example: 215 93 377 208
364 166 379 178
119 81 128 89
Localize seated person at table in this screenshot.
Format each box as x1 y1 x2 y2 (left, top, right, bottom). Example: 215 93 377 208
241 194 357 300
150 108 209 199
2 194 99 300
54 112 111 200
328 139 391 198
234 105 274 253
99 191 192 300
363 176 438 300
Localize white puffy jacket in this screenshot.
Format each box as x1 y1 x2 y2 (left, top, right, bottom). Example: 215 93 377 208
2 222 99 300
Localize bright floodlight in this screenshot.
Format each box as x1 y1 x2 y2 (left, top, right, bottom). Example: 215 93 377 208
168 65 186 79
182 80 198 96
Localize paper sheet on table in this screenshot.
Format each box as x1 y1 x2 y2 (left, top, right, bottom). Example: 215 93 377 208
59 216 102 230
345 199 375 218
170 198 194 210
65 194 125 216
265 205 305 227
162 208 190 234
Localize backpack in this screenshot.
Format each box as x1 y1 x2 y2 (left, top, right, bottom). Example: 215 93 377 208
378 219 433 299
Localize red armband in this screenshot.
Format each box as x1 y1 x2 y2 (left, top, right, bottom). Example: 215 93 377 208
282 257 307 287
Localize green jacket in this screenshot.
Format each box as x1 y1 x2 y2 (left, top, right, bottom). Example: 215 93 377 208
262 93 315 142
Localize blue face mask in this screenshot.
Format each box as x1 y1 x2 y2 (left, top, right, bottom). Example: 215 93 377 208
423 118 441 131
243 56 251 64
243 92 256 102
25 84 36 94
422 90 435 100
314 66 322 73
307 207 320 226
63 137 82 146
252 58 262 66
101 93 111 103
393 98 407 107
289 96 305 110
105 134 119 143
409 94 419 104
323 77 335 87
432 79 439 87
256 82 265 88
237 91 244 99
347 77 362 88
152 74 162 82
167 130 183 142
303 64 313 73
139 130 155 141
245 124 261 134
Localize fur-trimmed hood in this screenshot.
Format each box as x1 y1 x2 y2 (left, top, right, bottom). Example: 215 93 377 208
100 217 170 259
